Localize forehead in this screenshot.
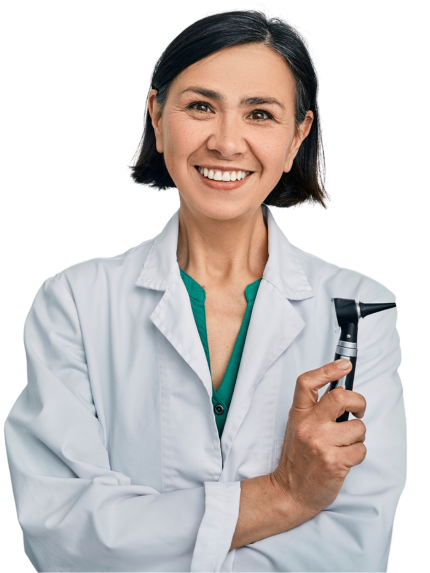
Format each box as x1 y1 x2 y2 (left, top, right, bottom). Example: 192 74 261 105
170 43 296 104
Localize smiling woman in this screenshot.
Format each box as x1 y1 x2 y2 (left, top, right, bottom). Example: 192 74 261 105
5 9 406 573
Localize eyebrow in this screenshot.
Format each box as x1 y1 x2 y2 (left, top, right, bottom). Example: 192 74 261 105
179 87 285 110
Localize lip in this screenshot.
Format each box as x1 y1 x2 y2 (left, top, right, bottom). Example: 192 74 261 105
195 165 253 173
193 165 253 190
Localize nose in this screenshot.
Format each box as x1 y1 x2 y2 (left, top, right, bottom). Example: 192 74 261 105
206 112 248 158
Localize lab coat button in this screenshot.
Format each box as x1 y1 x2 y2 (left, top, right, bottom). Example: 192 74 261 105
214 404 224 415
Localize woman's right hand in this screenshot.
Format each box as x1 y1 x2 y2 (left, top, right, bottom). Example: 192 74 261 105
271 359 367 518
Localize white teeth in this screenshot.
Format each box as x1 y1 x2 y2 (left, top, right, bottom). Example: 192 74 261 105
198 167 250 181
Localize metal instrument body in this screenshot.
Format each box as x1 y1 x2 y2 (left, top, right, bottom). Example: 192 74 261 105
329 297 396 422
330 340 357 422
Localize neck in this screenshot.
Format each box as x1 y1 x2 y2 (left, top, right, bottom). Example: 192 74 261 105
176 200 269 287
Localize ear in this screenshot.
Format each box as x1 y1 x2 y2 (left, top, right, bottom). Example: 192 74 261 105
148 89 164 153
283 110 314 172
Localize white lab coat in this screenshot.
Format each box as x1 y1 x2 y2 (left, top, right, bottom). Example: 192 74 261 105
4 205 406 572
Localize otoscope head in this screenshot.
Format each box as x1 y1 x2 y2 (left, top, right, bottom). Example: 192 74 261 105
332 297 396 342
331 298 360 327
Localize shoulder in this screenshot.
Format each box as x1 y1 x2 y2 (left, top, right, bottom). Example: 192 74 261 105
292 243 396 303
40 237 156 300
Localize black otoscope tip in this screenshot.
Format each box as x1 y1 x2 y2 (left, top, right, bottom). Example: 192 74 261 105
359 301 396 319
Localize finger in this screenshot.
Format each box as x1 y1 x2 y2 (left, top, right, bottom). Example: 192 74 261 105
319 386 367 422
293 359 352 410
349 398 367 419
338 442 367 468
331 418 366 447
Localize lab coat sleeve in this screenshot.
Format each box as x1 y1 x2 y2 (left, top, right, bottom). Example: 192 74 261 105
4 276 241 572
234 287 407 572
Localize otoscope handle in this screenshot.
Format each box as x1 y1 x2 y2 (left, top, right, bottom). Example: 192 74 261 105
329 352 357 422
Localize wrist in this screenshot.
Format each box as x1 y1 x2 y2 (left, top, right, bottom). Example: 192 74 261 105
269 471 317 529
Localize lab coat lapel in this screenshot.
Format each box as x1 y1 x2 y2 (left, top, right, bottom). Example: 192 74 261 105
242 207 314 382
135 211 212 397
220 206 315 460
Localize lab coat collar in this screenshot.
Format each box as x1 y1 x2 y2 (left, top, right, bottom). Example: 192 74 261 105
134 205 315 301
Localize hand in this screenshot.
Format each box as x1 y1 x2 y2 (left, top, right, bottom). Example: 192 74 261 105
271 359 367 518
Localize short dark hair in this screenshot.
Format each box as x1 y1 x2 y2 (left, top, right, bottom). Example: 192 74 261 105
129 10 328 208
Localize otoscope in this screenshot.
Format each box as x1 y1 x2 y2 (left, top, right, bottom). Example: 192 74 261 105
328 298 396 422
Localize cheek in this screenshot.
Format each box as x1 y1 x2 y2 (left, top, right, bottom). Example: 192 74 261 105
246 134 291 188
164 122 206 175
259 132 291 171
168 121 205 152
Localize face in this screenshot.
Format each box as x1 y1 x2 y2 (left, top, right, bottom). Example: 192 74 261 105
148 43 314 222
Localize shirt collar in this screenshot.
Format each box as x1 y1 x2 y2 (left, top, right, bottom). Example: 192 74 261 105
135 205 314 301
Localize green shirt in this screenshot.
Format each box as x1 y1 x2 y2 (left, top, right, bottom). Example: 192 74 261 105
180 269 262 438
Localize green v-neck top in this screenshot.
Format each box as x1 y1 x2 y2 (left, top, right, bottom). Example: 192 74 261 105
180 269 262 438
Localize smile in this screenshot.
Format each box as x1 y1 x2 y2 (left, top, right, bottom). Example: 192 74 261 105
196 166 251 182
194 165 254 191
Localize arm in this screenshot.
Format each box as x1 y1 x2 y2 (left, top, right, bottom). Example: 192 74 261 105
229 474 316 550
232 290 406 572
4 277 240 572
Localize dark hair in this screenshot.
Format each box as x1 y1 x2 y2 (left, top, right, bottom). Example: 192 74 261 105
130 10 328 208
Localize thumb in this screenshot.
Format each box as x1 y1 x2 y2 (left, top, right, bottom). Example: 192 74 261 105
292 359 352 410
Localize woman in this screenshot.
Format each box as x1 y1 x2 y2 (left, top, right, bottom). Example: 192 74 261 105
5 10 406 573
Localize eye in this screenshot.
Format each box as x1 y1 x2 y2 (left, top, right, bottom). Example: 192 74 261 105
247 109 273 121
187 101 213 113
187 101 274 121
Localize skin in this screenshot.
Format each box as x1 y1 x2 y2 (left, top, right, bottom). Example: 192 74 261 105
148 44 313 288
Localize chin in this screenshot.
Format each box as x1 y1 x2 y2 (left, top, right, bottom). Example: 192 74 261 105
182 191 261 222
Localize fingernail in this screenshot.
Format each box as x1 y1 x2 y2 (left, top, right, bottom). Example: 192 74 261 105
335 359 351 370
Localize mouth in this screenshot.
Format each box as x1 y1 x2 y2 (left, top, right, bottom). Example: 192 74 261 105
194 165 254 191
194 165 252 183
